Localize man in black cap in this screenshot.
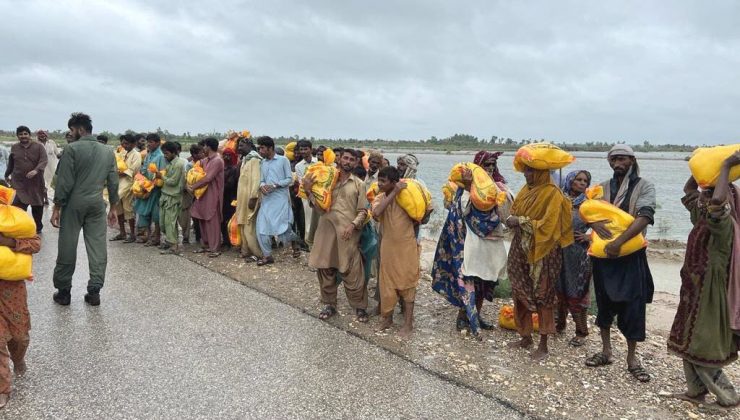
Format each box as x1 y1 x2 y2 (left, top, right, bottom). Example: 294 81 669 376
585 144 656 383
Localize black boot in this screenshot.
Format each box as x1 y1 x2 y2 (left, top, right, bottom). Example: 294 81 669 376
53 288 71 306
84 287 101 306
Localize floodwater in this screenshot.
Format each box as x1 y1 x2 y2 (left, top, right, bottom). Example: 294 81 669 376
385 151 692 241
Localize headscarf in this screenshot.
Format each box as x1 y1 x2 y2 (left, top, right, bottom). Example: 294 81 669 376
562 170 591 207
398 154 418 179
222 148 239 167
511 166 574 263
473 151 506 184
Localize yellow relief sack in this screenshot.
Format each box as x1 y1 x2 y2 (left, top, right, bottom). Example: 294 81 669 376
579 186 647 258
285 142 297 162
0 185 36 281
186 162 208 199
132 173 155 199
116 154 128 173
513 143 574 172
298 163 339 211
448 163 506 211
499 304 539 332
366 179 432 222
228 213 241 247
688 144 740 188
441 181 459 208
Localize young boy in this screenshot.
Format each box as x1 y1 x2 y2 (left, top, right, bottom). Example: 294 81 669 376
156 141 186 255
372 166 419 338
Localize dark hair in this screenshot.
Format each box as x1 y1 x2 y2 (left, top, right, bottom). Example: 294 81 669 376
296 139 312 149
67 112 93 132
145 133 160 143
133 133 146 141
355 150 365 159
174 141 182 153
203 137 219 152
119 134 133 143
96 135 108 144
352 166 367 179
378 166 400 182
189 144 204 155
256 136 274 149
16 125 31 135
161 141 178 154
334 147 345 156
340 148 356 159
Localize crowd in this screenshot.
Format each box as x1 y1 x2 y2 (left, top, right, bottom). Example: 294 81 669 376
1 113 740 412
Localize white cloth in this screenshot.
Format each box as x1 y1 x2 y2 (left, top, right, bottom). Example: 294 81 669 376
460 189 511 282
295 158 315 238
42 139 60 190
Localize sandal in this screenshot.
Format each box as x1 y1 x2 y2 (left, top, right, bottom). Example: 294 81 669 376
193 249 207 254
585 352 613 367
356 309 369 323
161 248 182 256
123 236 136 244
628 365 651 383
244 255 260 263
292 249 302 259
208 252 221 258
569 336 586 347
109 233 125 241
479 318 495 331
256 257 274 266
319 305 337 320
456 318 470 331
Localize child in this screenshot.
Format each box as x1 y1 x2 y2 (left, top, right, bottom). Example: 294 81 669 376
372 166 419 338
0 186 41 408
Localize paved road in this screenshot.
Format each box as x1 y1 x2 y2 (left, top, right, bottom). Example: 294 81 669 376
2 223 522 419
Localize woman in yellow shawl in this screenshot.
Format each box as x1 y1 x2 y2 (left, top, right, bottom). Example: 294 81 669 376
506 165 573 360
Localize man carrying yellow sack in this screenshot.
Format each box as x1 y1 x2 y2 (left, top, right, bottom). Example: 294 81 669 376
585 144 655 383
305 149 370 323
0 186 41 409
51 113 119 307
110 134 141 243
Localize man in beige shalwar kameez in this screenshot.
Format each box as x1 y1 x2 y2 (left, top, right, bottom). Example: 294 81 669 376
110 134 141 242
236 138 262 260
305 149 369 322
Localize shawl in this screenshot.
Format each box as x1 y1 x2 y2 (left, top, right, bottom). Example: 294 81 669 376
727 185 740 332
399 154 418 179
473 151 506 184
562 169 591 207
511 167 574 263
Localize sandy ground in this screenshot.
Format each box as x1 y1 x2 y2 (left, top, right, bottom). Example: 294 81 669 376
166 236 740 420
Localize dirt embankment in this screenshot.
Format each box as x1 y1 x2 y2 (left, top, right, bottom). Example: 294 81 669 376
173 239 738 420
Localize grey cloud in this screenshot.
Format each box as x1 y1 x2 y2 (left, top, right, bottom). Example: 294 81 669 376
1 0 739 143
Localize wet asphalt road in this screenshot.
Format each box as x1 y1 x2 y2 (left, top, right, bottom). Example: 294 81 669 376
2 222 521 419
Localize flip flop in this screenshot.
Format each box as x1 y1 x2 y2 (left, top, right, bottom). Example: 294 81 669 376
628 365 651 383
585 352 613 367
319 305 337 320
109 234 125 242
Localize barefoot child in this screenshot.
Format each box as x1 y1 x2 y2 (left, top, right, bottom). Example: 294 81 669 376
372 167 419 337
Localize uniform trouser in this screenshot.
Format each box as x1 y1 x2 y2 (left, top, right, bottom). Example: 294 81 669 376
683 360 739 406
0 337 29 394
317 258 368 310
239 222 262 258
53 201 108 292
159 194 182 245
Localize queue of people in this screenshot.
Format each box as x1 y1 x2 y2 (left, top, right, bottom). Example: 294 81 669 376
1 117 740 412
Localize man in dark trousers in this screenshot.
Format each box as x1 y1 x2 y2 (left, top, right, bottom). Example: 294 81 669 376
51 113 119 306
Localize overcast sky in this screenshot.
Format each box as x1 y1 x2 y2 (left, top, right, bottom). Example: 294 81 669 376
1 1 738 144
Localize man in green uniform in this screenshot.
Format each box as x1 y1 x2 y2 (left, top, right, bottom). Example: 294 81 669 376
157 141 186 255
51 113 119 306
